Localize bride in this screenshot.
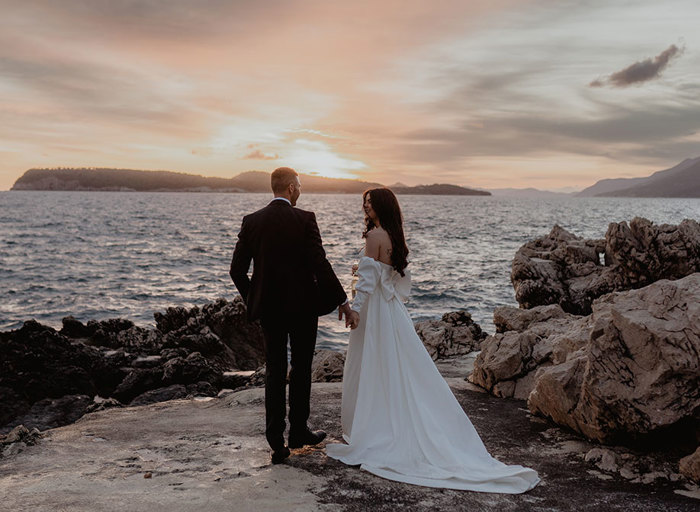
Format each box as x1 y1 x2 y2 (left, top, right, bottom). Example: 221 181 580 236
326 188 540 493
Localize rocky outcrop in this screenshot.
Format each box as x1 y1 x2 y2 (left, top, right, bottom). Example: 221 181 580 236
472 273 700 445
414 311 487 360
469 305 591 399
511 218 700 315
0 298 265 433
154 298 265 370
0 320 124 428
529 274 700 444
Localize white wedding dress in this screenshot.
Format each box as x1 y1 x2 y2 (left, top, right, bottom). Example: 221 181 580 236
326 256 540 493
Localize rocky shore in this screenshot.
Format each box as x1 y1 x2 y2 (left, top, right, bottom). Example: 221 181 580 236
0 298 484 435
472 217 700 486
2 216 699 509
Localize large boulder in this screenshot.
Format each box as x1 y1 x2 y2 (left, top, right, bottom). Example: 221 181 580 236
511 218 700 315
473 273 700 444
528 274 700 444
414 311 487 360
470 305 590 399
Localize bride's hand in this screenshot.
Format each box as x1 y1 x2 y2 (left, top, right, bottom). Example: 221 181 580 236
351 263 358 276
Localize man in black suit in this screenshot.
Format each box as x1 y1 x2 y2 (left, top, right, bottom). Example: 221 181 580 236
230 167 359 464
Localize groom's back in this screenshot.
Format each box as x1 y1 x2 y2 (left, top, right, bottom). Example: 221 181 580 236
238 201 319 321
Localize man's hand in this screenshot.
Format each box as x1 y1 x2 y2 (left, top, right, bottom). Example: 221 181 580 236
347 310 360 329
338 303 360 329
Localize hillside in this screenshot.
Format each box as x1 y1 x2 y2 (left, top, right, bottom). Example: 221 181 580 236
577 157 700 197
10 168 488 195
390 183 490 196
600 159 700 197
10 168 382 194
489 188 572 198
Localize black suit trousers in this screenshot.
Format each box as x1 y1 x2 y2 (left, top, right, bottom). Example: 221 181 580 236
261 314 318 450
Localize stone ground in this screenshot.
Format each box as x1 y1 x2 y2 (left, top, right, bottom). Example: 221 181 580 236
1 354 698 512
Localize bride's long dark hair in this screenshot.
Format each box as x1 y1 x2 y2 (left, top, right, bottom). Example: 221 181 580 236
362 188 409 276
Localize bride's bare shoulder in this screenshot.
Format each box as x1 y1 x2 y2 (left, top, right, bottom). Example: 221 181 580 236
367 227 390 241
365 227 392 263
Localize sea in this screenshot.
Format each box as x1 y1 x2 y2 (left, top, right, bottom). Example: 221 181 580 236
1 191 698 350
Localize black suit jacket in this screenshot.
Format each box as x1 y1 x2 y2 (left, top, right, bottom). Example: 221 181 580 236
229 199 347 322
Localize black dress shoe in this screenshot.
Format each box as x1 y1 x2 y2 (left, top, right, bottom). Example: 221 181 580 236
271 446 290 464
288 429 327 449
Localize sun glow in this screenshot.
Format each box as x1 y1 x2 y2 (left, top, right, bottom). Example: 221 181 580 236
285 139 366 180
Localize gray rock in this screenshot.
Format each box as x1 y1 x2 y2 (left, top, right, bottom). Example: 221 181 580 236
528 274 700 443
414 311 487 360
247 366 266 387
5 395 93 432
679 447 700 483
130 385 188 406
472 274 700 446
585 447 620 473
132 355 163 368
161 352 220 387
311 350 345 382
86 397 124 414
155 297 266 371
1 425 41 446
2 298 267 433
112 368 164 403
511 218 700 315
470 305 590 399
221 370 256 390
2 441 26 457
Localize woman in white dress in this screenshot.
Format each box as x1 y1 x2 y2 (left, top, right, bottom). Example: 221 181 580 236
326 188 540 493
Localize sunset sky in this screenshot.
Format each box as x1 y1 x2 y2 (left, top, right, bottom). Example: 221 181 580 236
1 0 699 191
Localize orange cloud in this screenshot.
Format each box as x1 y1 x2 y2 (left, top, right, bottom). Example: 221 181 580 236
244 149 279 160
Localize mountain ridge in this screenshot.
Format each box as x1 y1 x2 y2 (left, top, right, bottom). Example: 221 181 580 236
10 168 490 196
576 157 700 197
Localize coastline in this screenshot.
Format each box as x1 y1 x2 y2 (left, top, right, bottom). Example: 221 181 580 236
2 359 698 511
2 215 699 508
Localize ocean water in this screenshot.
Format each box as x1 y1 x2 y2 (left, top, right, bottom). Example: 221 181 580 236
1 191 698 350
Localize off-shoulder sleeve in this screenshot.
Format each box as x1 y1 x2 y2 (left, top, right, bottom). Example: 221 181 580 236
351 257 380 313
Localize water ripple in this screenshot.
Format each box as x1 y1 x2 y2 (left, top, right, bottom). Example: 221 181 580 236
1 191 698 349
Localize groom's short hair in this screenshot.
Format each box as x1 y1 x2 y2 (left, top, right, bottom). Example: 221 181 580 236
271 167 299 194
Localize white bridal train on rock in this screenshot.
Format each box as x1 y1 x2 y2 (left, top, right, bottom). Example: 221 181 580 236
326 257 540 493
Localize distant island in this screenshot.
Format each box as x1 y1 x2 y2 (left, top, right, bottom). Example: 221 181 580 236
489 188 573 198
11 168 491 196
390 183 490 196
576 157 700 198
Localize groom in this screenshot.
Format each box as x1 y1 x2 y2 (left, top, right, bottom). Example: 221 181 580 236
230 166 359 464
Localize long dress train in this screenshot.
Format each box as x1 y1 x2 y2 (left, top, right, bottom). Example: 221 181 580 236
326 257 540 493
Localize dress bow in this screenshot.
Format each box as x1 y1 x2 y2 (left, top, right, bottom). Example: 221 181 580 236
355 256 411 303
